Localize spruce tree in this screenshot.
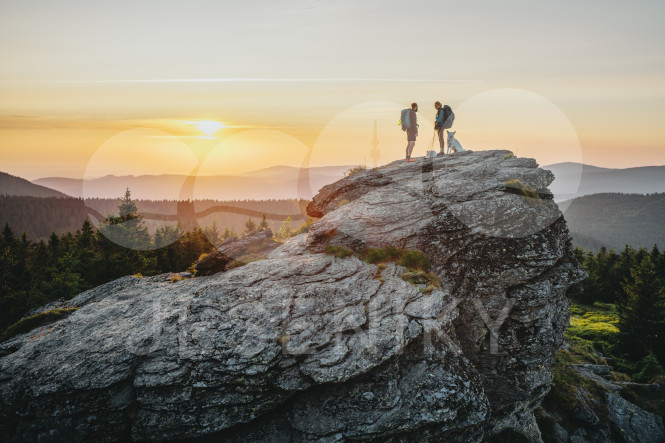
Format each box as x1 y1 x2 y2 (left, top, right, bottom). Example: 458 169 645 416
2 223 14 244
118 188 139 219
617 257 665 361
204 221 221 246
244 217 257 233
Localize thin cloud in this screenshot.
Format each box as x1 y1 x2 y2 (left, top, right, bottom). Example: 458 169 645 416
1 77 482 84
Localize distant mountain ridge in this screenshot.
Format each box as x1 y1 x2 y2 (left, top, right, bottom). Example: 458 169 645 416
29 161 665 201
543 162 665 201
559 192 665 250
0 172 67 198
32 165 353 200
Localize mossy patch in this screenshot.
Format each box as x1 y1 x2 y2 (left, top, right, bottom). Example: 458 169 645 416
504 179 539 199
399 269 440 293
361 246 402 264
1 307 79 342
564 303 620 355
543 347 610 425
324 245 437 289
359 247 431 271
326 245 432 270
325 245 354 258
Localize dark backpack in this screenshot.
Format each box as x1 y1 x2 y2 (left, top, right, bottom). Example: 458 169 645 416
442 105 455 129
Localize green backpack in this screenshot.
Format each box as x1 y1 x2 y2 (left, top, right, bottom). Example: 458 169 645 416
399 109 412 131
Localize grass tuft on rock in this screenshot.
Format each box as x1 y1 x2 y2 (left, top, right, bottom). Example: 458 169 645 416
324 245 438 289
504 179 539 199
325 245 354 258
399 270 440 292
345 165 366 177
1 307 79 342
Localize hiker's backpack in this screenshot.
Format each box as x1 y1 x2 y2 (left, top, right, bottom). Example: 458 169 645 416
441 105 455 129
399 108 411 131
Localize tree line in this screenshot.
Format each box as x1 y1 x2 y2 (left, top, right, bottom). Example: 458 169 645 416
0 190 279 334
0 194 305 241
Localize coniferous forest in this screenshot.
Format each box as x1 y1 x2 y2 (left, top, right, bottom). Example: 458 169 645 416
0 190 302 335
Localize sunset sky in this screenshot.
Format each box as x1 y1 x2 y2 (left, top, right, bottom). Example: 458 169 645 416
1 0 664 181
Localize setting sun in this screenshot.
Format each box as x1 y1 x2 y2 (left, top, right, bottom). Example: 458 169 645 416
188 120 224 136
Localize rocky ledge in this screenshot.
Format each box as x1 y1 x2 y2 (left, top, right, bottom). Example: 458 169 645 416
0 150 586 441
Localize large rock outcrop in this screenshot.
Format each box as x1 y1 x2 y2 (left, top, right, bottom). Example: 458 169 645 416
0 150 585 441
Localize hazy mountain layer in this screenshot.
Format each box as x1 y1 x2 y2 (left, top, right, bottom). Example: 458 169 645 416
544 162 665 201
0 172 67 198
559 192 665 251
31 165 352 200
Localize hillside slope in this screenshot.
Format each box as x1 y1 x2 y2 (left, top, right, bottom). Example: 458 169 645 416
32 165 350 200
560 192 665 250
544 163 665 201
0 172 67 198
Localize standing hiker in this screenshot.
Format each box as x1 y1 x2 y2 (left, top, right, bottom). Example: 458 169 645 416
404 103 418 162
434 101 455 155
434 101 445 153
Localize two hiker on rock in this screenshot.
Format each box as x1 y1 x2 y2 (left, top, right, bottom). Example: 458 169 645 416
401 101 455 161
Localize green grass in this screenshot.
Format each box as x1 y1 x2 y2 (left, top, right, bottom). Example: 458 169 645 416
325 245 354 258
361 246 402 264
398 250 431 270
504 179 539 199
543 301 665 430
325 245 432 271
324 245 438 290
0 307 79 342
565 302 619 350
359 247 431 271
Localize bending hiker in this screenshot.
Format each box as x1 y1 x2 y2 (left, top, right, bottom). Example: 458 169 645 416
404 103 418 162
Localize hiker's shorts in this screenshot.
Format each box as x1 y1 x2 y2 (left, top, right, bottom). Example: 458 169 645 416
407 129 417 142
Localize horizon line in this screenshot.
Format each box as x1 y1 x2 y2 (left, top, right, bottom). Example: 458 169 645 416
8 161 664 182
